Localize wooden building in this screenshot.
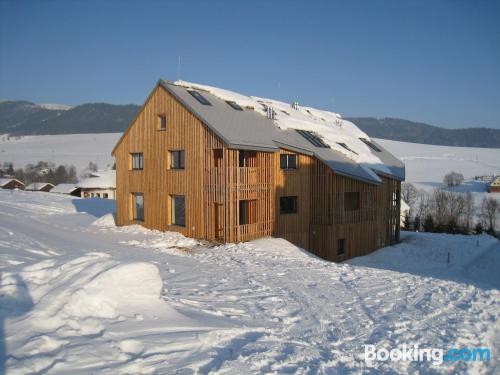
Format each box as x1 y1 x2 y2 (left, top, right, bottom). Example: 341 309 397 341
0 178 25 190
487 176 500 193
25 182 54 192
112 80 405 262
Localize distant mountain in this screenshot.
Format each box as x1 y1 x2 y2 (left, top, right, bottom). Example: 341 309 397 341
1 100 498 148
345 117 500 148
0 100 140 135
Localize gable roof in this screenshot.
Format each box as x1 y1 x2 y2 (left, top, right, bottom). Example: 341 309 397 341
76 170 116 189
0 178 25 188
113 79 405 185
25 182 54 191
51 183 80 194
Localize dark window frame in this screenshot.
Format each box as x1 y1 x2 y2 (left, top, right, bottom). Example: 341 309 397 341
279 196 298 214
280 154 297 170
132 192 144 221
187 90 212 106
170 150 185 170
171 195 186 227
239 199 257 225
238 150 256 167
131 153 144 170
337 142 359 155
158 114 167 131
337 238 345 256
344 192 360 211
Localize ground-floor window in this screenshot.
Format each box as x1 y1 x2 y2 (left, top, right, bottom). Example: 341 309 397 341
171 195 186 227
239 199 257 225
132 193 144 221
279 196 298 214
103 193 108 199
337 238 345 256
344 192 360 211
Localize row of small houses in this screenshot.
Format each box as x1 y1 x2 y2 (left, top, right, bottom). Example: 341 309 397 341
0 170 116 199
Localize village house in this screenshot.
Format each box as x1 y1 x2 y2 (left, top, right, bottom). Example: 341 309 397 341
488 175 500 193
51 183 81 197
112 80 405 262
25 182 54 192
0 178 25 190
77 170 116 199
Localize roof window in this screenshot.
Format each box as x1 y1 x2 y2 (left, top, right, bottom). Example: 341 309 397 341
360 138 382 152
187 90 212 106
295 129 330 148
226 101 243 111
337 142 359 155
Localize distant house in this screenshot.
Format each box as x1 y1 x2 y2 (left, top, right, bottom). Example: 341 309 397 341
51 183 81 197
0 178 25 190
25 182 54 192
77 170 116 199
488 176 500 193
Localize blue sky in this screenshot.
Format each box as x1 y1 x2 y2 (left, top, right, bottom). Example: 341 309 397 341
0 0 499 129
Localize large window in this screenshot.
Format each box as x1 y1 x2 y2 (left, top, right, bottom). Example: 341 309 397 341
337 239 345 256
170 150 185 169
158 114 167 130
132 193 144 221
131 153 143 170
344 192 360 211
171 195 186 227
239 200 257 225
280 154 297 170
359 138 382 152
280 196 298 214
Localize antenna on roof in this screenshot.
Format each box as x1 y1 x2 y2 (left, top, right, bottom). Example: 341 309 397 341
177 56 181 81
291 101 299 110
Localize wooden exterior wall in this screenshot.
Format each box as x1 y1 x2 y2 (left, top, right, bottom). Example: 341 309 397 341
114 84 402 262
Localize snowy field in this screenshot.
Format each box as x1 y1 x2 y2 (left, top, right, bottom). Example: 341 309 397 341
1 133 499 184
0 190 499 374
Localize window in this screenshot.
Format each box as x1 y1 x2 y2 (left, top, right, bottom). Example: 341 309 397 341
96 193 100 198
239 200 257 225
171 195 186 226
132 193 144 221
344 192 360 211
187 90 212 105
280 154 297 170
238 150 256 167
280 196 298 214
158 114 167 130
337 142 359 155
295 129 330 148
131 153 143 170
170 150 185 169
338 239 345 256
103 193 109 199
360 138 382 152
226 101 243 111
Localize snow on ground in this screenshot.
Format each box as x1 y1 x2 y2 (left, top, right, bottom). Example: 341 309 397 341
0 133 120 173
1 190 499 374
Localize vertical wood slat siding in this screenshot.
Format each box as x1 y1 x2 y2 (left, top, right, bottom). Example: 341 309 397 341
114 85 401 262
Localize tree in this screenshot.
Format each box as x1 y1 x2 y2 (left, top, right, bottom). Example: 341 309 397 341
401 182 417 208
474 222 484 235
443 171 464 187
423 214 435 232
414 215 421 232
403 212 412 231
480 197 499 234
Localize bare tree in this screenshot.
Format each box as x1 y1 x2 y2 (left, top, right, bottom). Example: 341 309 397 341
401 182 417 208
480 197 499 233
443 171 464 187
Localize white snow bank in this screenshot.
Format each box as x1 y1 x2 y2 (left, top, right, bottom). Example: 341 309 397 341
92 212 116 227
65 262 163 319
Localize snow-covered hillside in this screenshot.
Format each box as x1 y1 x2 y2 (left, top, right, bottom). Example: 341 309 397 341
1 190 498 374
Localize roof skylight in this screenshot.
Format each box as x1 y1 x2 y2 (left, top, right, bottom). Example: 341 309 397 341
337 142 359 155
187 90 212 106
295 129 330 148
360 138 382 152
226 101 243 111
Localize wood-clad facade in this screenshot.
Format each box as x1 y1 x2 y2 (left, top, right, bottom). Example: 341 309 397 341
113 84 401 262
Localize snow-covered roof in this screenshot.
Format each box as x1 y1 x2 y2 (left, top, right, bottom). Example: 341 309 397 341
154 80 404 185
26 182 54 191
0 178 24 188
51 183 79 194
77 170 116 189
